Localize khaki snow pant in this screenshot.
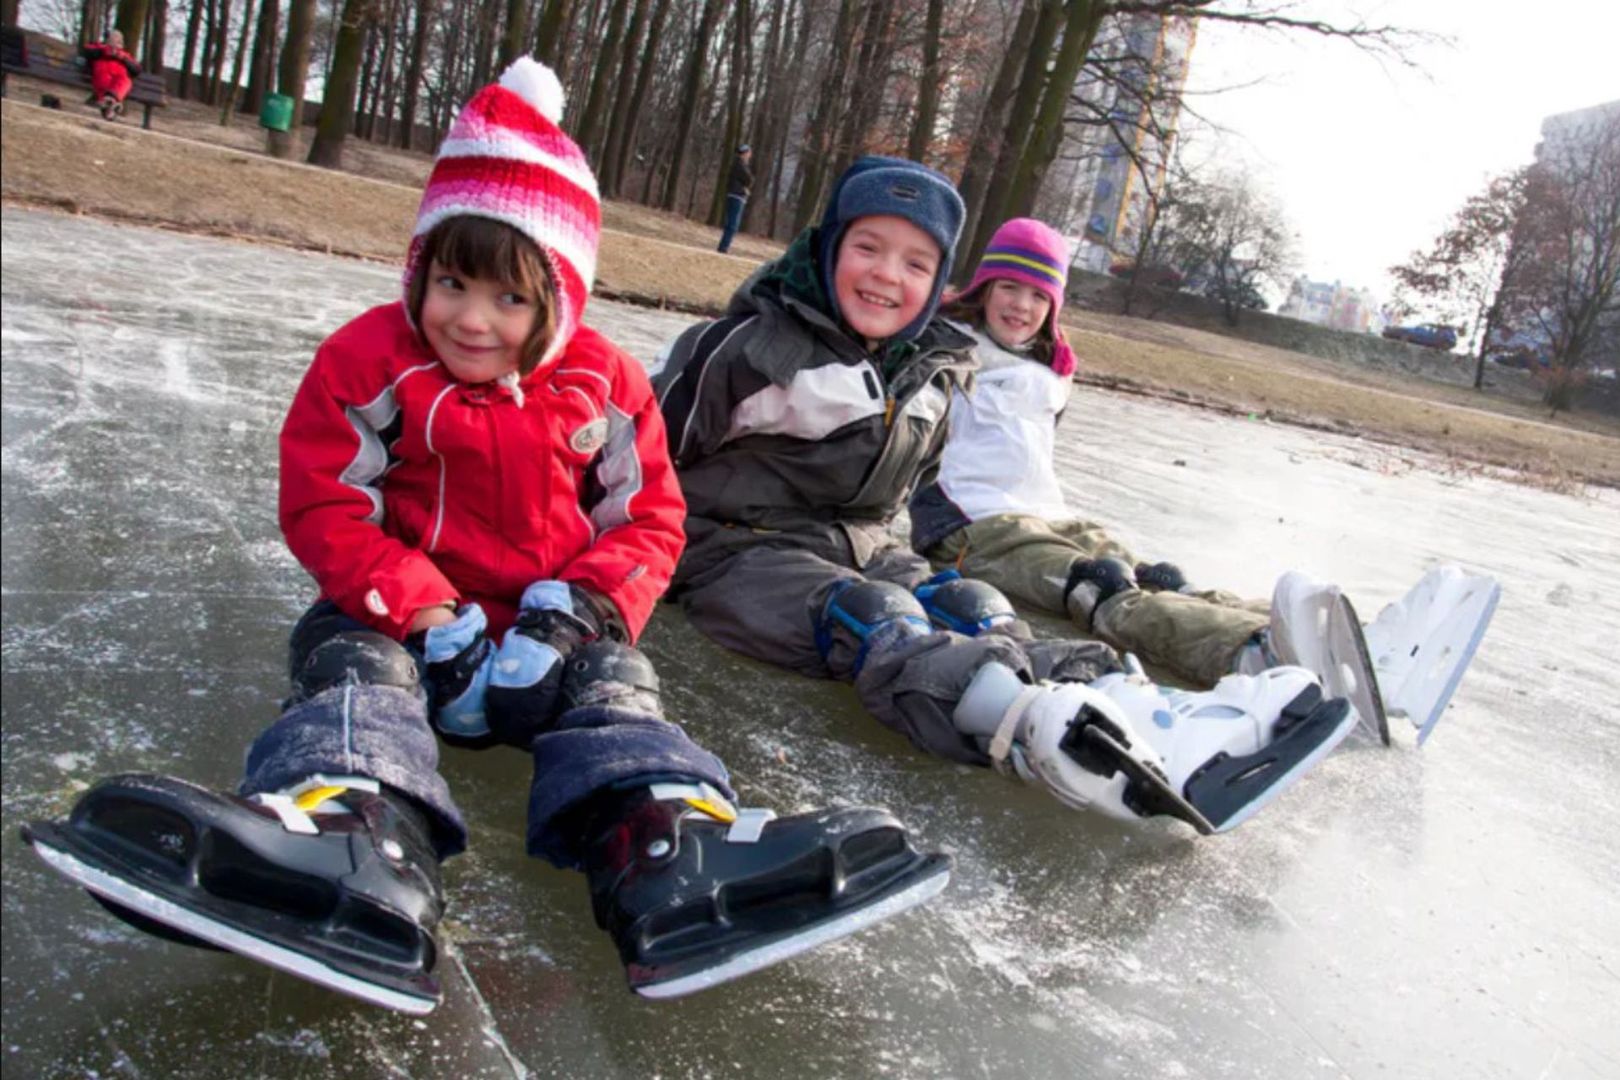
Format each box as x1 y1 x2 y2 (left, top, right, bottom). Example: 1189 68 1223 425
925 514 1270 688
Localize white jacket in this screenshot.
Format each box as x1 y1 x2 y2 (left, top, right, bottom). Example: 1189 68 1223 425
908 322 1073 552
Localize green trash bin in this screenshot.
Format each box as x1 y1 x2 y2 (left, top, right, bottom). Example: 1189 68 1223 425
260 93 294 133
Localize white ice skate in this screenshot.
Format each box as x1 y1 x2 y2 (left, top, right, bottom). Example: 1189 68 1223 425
1248 571 1389 745
953 661 1356 833
1361 564 1499 746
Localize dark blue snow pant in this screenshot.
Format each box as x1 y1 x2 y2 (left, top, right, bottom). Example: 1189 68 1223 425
717 195 746 253
239 602 732 868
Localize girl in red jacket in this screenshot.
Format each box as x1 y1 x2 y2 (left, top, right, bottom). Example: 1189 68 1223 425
81 29 140 120
25 59 946 1014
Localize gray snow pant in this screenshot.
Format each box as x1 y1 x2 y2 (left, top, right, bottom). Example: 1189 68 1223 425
925 514 1271 687
672 526 1121 767
239 601 733 868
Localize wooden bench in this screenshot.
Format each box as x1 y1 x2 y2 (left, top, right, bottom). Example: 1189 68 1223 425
1 26 167 130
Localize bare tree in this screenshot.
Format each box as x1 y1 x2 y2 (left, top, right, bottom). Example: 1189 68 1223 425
1496 106 1620 407
1166 167 1295 326
1390 170 1530 388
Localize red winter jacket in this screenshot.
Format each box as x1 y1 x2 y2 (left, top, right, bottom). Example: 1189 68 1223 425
279 302 686 642
82 43 139 101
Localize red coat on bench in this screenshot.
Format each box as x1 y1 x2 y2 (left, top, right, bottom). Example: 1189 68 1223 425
82 41 139 102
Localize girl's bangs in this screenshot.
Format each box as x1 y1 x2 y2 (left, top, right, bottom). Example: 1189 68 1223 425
432 217 547 292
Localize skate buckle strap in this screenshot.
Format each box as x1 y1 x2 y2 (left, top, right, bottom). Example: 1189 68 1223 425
649 781 738 825
988 685 1046 776
254 775 381 833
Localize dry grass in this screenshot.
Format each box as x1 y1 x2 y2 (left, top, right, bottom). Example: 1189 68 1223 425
4 87 1616 490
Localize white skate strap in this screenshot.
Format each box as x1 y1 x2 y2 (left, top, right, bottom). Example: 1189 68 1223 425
988 685 1046 776
252 793 320 835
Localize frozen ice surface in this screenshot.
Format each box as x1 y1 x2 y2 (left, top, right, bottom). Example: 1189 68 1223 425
4 207 1620 1079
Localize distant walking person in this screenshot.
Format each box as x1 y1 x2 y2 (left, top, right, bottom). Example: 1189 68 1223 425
716 144 753 254
81 29 140 121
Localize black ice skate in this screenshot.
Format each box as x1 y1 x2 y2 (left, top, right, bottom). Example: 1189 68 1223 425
584 782 951 999
23 773 444 1014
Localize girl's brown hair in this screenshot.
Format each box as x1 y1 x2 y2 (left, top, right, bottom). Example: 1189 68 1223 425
940 281 1062 365
406 216 558 376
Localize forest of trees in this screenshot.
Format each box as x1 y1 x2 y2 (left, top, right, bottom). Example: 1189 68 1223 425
21 0 1409 280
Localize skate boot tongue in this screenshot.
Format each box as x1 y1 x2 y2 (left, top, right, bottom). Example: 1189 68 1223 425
583 783 950 999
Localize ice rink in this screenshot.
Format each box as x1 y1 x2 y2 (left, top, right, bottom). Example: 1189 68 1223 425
3 207 1618 1079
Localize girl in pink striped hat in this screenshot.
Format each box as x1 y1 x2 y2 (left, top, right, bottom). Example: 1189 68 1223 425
26 59 947 1014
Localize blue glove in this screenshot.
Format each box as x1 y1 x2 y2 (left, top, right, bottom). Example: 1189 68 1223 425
487 581 600 747
422 603 496 742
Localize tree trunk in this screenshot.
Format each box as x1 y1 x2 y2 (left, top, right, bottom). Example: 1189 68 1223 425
956 0 1039 267
791 0 860 233
207 0 234 105
962 0 1063 276
598 0 649 193
179 0 203 98
707 0 750 226
905 0 944 162
365 0 399 140
468 0 499 89
658 0 723 211
114 0 150 54
562 0 603 118
143 0 168 77
533 0 572 70
219 0 257 124
308 0 373 168
1 0 19 28
197 0 218 102
828 0 896 183
740 0 787 232
355 15 379 130
495 0 527 69
608 0 669 198
1000 2 1104 228
575 0 630 159
398 0 434 150
268 0 317 157
244 0 279 115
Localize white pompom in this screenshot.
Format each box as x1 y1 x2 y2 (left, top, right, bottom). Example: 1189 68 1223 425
499 57 566 124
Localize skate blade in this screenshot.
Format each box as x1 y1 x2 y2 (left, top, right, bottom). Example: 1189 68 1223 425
26 830 439 1015
1271 574 1388 746
1329 595 1390 747
1370 578 1500 747
1080 726 1215 835
629 856 951 1000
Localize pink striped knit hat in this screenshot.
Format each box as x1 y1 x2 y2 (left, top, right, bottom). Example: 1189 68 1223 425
963 218 1076 376
404 58 600 369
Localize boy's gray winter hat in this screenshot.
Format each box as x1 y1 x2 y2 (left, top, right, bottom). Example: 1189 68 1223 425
817 156 965 342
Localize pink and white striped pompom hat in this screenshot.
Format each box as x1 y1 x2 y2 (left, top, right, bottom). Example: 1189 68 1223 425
405 57 601 368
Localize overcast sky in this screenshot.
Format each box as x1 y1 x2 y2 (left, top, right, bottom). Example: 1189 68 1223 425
1185 0 1620 301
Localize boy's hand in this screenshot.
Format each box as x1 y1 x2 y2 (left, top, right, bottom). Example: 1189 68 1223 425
420 603 496 743
486 581 601 747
